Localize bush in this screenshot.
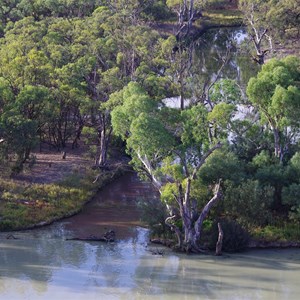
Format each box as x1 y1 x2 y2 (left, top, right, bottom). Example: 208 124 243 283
210 219 250 252
252 223 300 242
224 179 273 226
137 197 172 239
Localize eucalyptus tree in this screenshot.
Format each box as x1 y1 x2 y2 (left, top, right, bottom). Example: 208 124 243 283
15 0 100 19
238 0 300 65
264 0 299 42
166 0 206 37
247 55 300 162
0 16 90 155
82 4 166 166
0 17 48 90
0 0 21 28
238 0 275 64
0 17 52 167
246 56 300 210
110 81 235 252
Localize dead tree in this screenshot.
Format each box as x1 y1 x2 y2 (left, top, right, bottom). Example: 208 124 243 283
215 222 224 256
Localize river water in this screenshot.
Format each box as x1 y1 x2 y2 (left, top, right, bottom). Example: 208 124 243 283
1 173 300 300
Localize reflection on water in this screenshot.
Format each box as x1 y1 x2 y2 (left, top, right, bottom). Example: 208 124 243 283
1 173 300 299
1 229 300 300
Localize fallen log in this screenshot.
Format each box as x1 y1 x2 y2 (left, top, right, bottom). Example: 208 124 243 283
66 230 116 242
66 237 114 242
150 238 174 248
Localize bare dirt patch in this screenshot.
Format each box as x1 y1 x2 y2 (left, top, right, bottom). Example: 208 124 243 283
13 144 91 184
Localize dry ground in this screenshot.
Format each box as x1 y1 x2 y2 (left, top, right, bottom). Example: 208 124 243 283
13 144 91 184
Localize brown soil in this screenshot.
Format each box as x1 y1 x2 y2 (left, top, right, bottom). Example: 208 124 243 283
12 144 91 184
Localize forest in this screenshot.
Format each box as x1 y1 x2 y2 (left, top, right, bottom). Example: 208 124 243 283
0 0 299 253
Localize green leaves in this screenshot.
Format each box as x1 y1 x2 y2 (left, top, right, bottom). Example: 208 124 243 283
111 82 174 157
128 112 175 157
181 104 209 147
208 102 235 128
247 56 300 159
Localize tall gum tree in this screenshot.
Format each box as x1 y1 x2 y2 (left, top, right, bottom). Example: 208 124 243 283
110 82 235 252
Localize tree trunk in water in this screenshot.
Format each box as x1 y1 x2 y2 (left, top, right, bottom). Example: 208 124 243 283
181 181 222 252
215 222 223 256
165 215 183 249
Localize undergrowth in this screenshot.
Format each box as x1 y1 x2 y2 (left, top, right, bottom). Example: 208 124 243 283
0 166 125 231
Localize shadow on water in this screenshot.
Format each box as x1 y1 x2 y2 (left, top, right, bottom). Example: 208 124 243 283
1 228 300 299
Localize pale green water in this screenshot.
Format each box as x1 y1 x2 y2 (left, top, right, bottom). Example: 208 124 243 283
0 172 300 300
1 227 300 300
1 151 300 300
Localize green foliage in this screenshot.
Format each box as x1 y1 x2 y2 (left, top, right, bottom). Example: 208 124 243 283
224 179 273 226
288 152 300 180
143 0 174 21
208 102 235 133
209 79 242 104
137 197 172 238
199 149 244 184
247 56 300 160
129 113 175 157
111 82 157 139
0 113 38 165
251 150 272 168
252 223 300 242
181 104 209 147
161 182 179 205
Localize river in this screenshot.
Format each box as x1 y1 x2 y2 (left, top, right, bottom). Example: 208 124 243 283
1 173 300 300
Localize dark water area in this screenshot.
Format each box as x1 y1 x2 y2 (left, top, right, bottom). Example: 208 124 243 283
64 172 159 240
194 27 259 86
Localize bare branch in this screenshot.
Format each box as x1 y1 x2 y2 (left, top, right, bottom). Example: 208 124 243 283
194 179 222 237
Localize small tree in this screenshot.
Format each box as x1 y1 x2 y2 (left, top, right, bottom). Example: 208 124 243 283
247 56 300 162
239 0 274 64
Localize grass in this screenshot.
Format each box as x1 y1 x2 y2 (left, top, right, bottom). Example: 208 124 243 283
0 165 126 231
201 9 244 27
251 223 300 242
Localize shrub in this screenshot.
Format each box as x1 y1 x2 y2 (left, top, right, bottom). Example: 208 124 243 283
210 219 250 252
224 179 273 226
137 197 172 239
